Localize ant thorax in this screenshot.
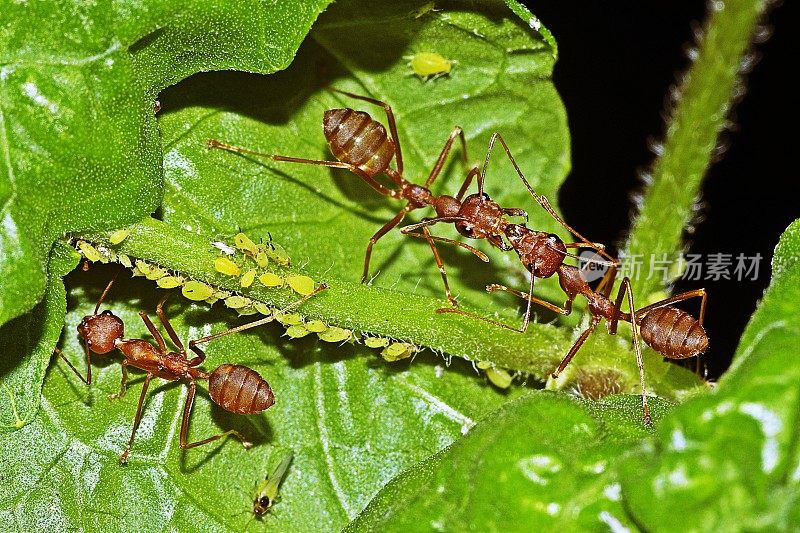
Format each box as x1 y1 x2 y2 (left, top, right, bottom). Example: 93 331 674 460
456 194 505 239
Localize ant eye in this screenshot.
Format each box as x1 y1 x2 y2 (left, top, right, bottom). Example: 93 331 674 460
481 193 491 201
548 234 559 243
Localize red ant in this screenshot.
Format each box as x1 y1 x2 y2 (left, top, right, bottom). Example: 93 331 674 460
57 272 326 463
208 89 580 306
438 137 708 423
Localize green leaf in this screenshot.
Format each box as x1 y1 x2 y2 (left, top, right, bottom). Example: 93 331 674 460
346 392 672 531
619 218 800 530
0 243 78 431
0 0 330 326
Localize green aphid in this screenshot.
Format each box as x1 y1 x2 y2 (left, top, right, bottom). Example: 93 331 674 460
317 327 352 343
225 295 251 309
108 229 129 245
78 241 102 263
240 269 257 288
215 256 241 277
381 342 415 362
285 325 311 339
254 250 269 268
259 272 284 288
275 312 303 326
305 320 328 333
234 232 259 255
286 275 316 296
485 367 513 389
117 253 132 268
251 453 294 519
145 265 167 281
254 302 272 316
156 275 184 289
134 259 152 276
264 241 291 266
364 336 390 349
407 52 452 80
213 289 231 300
237 305 259 316
476 360 492 370
182 280 215 301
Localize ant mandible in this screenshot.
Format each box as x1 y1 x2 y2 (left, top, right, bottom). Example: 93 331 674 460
57 271 326 463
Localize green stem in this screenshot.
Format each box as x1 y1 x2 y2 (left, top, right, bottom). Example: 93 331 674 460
79 217 702 398
624 0 769 299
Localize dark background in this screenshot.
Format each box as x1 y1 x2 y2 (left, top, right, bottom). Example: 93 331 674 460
524 1 795 378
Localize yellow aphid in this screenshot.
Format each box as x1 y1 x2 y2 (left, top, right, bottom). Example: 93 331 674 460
286 275 316 296
240 269 257 288
234 232 259 255
255 251 269 268
156 275 184 289
305 320 328 333
381 342 414 362
225 295 251 309
182 280 215 301
485 367 513 389
365 336 390 349
78 241 102 263
275 312 303 326
215 257 241 277
412 1 439 18
259 273 284 288
213 289 231 300
254 302 272 316
145 266 167 281
476 360 492 370
134 260 151 276
407 52 451 80
109 229 129 245
205 296 219 305
285 325 311 339
318 327 352 343
118 253 132 268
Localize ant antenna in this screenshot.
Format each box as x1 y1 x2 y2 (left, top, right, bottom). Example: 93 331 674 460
94 268 122 314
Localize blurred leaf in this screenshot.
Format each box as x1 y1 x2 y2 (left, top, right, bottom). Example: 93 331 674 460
619 218 800 530
347 392 671 530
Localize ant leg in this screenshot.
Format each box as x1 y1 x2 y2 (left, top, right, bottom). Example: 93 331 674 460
402 226 490 261
55 342 92 385
595 265 619 298
179 378 252 450
635 289 708 325
424 227 458 306
363 205 414 283
139 311 167 353
487 283 573 317
607 277 651 424
436 307 527 332
109 360 129 400
207 140 400 200
119 372 153 464
327 88 405 174
186 343 206 367
424 127 468 188
486 133 617 263
551 315 601 377
155 296 184 352
189 284 329 348
455 165 480 201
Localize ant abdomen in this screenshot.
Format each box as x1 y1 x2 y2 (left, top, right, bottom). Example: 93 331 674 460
208 364 275 414
323 108 395 178
640 307 709 359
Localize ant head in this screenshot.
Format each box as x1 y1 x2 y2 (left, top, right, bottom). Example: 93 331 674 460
77 310 124 354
